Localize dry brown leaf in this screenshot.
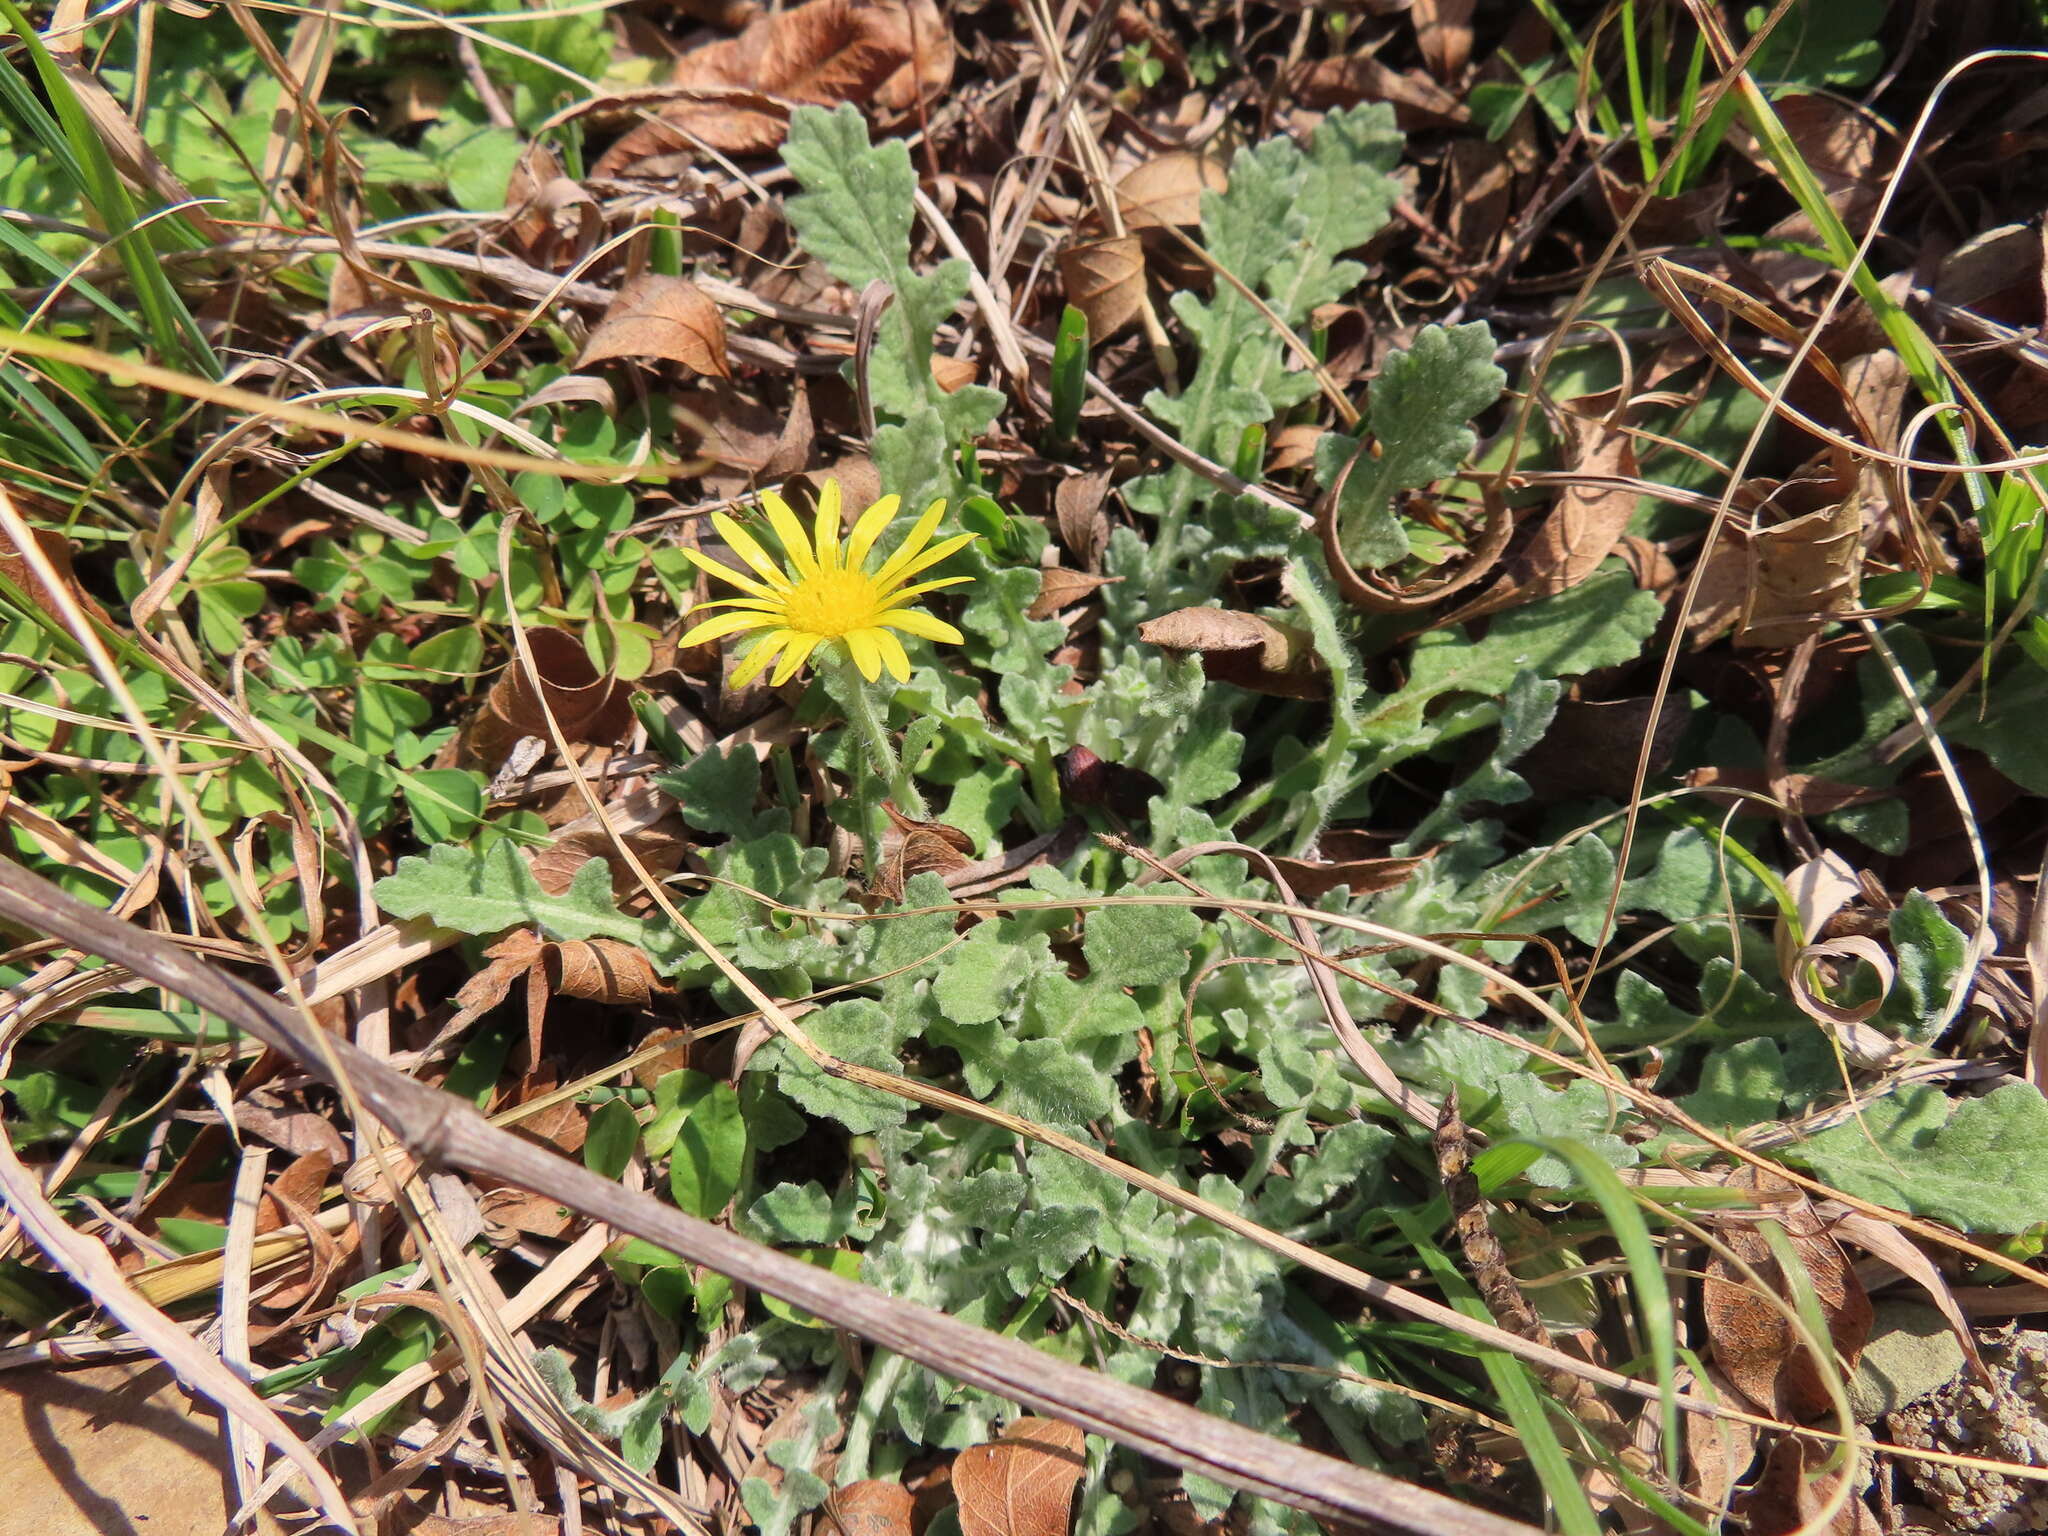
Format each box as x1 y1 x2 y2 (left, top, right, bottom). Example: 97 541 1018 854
1411 0 1477 80
1058 234 1146 344
479 1186 577 1245
1681 1363 1757 1516
674 0 762 24
1267 422 1323 474
1738 1434 1881 1536
543 937 666 1007
1702 1170 1873 1421
1136 608 1329 700
1056 744 1162 820
404 1514 561 1536
457 930 544 1025
0 524 110 629
578 273 731 378
1028 567 1119 621
827 1480 917 1536
1758 92 1884 193
382 66 450 130
257 1150 337 1237
232 1100 349 1165
1684 766 1889 819
1684 533 1753 648
1054 470 1112 571
595 0 951 166
466 627 635 769
1455 401 1639 619
674 383 815 487
1739 497 1862 649
1115 151 1226 230
505 148 600 269
1598 163 1732 244
530 821 689 899
1268 848 1427 902
53 61 228 242
930 354 979 394
953 1418 1086 1536
874 802 974 902
1517 697 1690 804
1294 49 1469 126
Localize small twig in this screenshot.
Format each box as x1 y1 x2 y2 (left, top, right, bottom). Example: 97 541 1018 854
912 185 1030 382
456 32 515 129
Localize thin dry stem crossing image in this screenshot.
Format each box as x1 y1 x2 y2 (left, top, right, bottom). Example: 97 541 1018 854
2 3 2048 1535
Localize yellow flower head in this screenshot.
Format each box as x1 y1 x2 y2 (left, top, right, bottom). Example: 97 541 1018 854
677 480 976 687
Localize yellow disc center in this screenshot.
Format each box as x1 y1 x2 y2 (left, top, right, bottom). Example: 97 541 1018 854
780 569 880 638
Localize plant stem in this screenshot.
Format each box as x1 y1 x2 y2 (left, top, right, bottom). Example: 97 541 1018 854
832 653 926 819
1282 563 1369 854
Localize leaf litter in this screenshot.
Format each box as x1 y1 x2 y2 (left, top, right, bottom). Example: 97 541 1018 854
5 3 2048 1535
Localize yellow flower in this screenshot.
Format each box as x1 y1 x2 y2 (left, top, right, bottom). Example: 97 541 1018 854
676 480 976 687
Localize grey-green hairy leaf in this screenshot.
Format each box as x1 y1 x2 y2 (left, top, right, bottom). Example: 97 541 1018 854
1791 1082 2048 1232
782 106 1000 511
1316 321 1505 569
1118 105 1404 598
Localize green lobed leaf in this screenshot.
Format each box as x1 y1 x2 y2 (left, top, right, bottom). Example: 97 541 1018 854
1315 321 1505 569
781 106 1000 511
1084 894 1202 987
655 742 766 837
1790 1082 2048 1232
1120 106 1405 596
1873 892 1969 1045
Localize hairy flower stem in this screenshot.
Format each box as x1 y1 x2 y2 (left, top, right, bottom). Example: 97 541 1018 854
832 655 926 873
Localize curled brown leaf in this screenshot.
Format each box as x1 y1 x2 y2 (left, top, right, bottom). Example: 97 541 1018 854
594 0 952 167
578 274 731 378
1058 234 1146 344
1702 1170 1872 1422
466 627 636 769
1136 607 1329 700
1028 567 1119 621
953 1418 1086 1536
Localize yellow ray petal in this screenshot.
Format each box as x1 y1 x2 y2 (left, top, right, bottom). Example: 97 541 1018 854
729 629 792 688
868 626 912 682
844 493 902 570
813 479 842 570
769 632 822 687
843 627 883 681
760 492 819 579
875 574 973 608
872 498 948 586
680 543 778 600
877 531 977 592
686 595 786 615
876 608 965 645
678 609 779 646
708 513 791 591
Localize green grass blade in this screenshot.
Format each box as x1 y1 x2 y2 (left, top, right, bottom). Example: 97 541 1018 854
0 0 216 374
1394 1210 1604 1535
1512 1135 1681 1480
